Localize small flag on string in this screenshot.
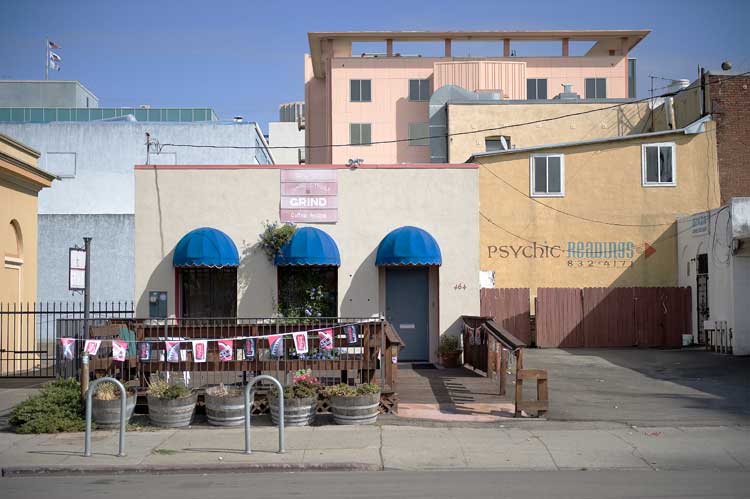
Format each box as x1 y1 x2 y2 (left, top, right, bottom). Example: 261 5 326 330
48 40 61 49
318 329 333 351
293 332 308 355
138 341 152 361
268 334 284 357
218 340 234 362
192 340 207 363
244 338 255 360
345 324 358 344
112 340 128 362
83 339 101 356
165 341 180 363
60 338 75 360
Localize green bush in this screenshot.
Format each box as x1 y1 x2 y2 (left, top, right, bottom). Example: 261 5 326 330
146 378 192 400
325 383 380 397
9 378 86 434
438 334 462 354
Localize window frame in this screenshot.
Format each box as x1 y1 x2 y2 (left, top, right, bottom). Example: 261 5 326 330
584 78 607 99
408 123 430 146
350 79 372 102
485 135 511 152
529 153 565 198
408 79 431 101
526 78 548 100
349 123 372 146
641 142 677 187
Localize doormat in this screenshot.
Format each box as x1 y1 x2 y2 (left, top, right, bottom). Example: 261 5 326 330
410 363 436 370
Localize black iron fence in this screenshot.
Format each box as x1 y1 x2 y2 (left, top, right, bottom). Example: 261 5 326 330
0 302 134 378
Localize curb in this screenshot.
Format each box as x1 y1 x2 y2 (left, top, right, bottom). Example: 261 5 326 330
2 462 383 477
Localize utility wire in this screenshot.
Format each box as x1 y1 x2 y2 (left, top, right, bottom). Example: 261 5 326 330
155 71 750 152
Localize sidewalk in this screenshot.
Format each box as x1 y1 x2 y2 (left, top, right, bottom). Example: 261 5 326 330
2 422 749 475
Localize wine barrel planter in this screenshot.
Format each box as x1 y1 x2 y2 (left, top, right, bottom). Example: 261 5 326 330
92 394 136 428
269 396 316 426
330 391 381 425
205 392 245 427
147 392 198 428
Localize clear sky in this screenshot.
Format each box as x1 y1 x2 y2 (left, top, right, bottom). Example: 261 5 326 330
1 0 748 131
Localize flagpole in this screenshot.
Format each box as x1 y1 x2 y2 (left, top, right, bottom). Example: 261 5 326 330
45 37 48 80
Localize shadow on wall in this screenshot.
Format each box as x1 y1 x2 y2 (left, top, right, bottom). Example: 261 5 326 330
238 239 277 317
339 246 379 318
137 249 175 316
395 96 430 164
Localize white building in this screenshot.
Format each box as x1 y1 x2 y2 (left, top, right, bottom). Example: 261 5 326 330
267 102 305 164
677 198 750 354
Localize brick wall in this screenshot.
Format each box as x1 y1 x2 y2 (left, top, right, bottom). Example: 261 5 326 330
709 74 750 203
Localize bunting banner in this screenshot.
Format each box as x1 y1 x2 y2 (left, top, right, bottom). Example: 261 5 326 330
112 340 128 362
268 334 284 357
83 339 101 356
318 329 333 351
293 332 309 355
138 341 152 361
244 338 255 360
165 341 180 363
344 324 358 344
60 338 76 360
218 339 234 362
192 340 207 363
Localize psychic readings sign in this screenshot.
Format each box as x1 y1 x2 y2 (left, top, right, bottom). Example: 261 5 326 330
280 169 338 223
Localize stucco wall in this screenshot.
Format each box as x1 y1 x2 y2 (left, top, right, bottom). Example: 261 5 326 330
37 214 134 304
0 81 99 108
268 122 304 164
448 100 651 163
135 165 480 348
479 126 721 299
0 176 39 305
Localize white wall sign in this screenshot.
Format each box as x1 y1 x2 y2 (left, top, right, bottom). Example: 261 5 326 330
69 248 86 290
280 169 338 223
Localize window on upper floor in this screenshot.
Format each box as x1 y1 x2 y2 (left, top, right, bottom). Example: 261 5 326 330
526 79 548 100
585 78 607 99
409 79 431 101
642 143 676 187
408 123 430 146
350 123 372 146
485 135 511 152
530 154 564 197
350 79 372 102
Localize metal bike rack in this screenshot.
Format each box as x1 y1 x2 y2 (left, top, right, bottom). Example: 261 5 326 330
84 376 127 457
244 375 285 454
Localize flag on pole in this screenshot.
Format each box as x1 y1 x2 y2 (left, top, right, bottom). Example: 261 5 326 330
48 60 60 71
48 40 61 49
49 52 61 62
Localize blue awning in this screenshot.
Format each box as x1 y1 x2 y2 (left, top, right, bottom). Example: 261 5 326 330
172 227 240 268
376 226 442 266
275 227 341 267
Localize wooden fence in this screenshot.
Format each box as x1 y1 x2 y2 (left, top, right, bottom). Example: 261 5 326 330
479 288 531 345
536 287 691 348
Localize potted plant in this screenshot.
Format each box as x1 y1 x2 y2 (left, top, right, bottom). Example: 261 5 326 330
204 383 245 427
269 369 319 426
92 381 136 428
146 378 197 428
326 383 381 425
438 334 462 368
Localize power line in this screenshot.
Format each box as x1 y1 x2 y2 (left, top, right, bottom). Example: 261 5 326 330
155 71 749 152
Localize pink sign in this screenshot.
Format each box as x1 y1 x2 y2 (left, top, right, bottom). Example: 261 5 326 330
280 169 338 224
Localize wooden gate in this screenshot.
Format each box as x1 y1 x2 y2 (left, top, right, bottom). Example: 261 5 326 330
479 288 531 344
536 287 691 348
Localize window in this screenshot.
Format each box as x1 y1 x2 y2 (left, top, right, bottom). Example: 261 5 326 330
585 78 607 99
530 154 564 197
180 268 237 318
485 135 511 152
350 123 372 146
409 79 431 101
628 59 637 99
642 143 676 186
277 267 337 318
526 79 548 100
408 123 430 146
350 80 371 102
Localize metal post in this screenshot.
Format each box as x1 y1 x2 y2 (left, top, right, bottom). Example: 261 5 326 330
380 318 386 388
45 38 48 81
85 377 127 457
244 375 284 455
81 237 92 398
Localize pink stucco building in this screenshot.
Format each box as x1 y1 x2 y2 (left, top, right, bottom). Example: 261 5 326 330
304 30 650 164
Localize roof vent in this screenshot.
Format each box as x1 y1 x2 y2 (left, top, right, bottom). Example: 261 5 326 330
554 83 580 101
233 116 243 123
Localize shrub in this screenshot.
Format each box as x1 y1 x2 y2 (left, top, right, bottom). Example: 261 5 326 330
9 378 86 434
259 221 296 261
438 334 462 355
146 378 192 400
325 383 380 397
271 369 320 400
205 383 242 398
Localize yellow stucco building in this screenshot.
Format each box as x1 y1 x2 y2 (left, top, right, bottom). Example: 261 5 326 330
469 118 721 297
1 134 54 372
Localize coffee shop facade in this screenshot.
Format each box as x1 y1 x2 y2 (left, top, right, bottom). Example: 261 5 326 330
134 163 479 363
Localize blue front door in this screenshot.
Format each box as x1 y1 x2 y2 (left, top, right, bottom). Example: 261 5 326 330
385 267 429 362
